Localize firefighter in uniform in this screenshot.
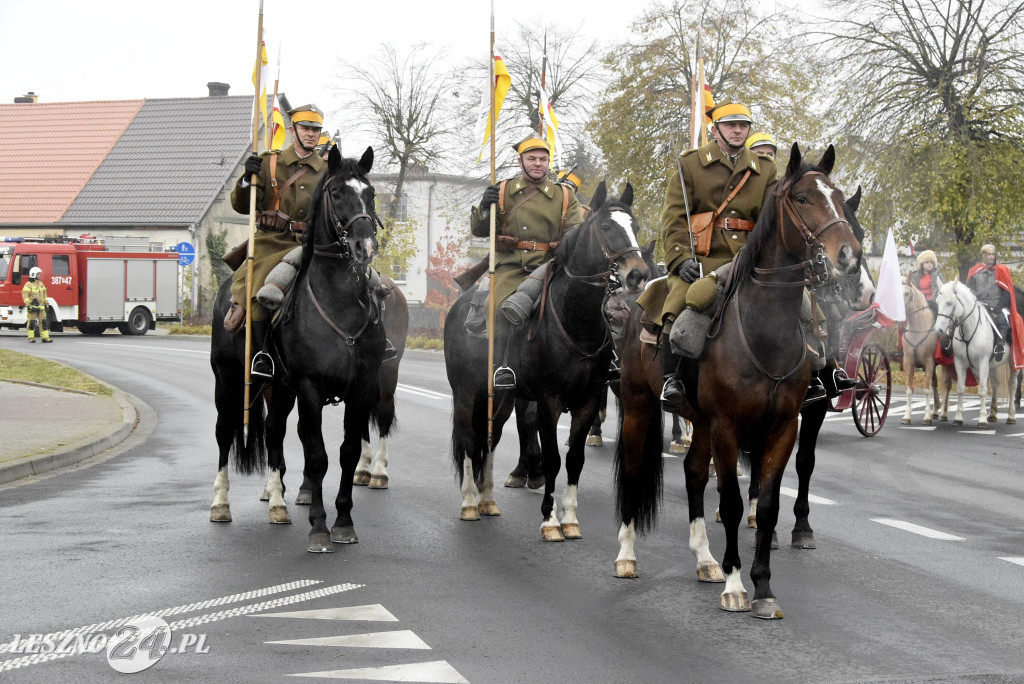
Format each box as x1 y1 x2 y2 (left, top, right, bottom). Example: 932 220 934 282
468 136 583 388
636 102 777 412
22 266 52 343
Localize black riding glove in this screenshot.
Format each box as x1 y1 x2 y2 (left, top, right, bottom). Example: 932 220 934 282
244 154 263 179
677 258 701 283
480 184 500 210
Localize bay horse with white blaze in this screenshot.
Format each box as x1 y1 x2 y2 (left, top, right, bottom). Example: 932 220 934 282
614 144 862 619
210 146 388 553
444 182 649 540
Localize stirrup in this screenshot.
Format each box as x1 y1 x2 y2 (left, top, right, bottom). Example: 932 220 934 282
993 343 1005 363
382 338 398 363
251 351 274 380
660 377 685 414
832 368 857 392
493 365 516 390
803 378 828 407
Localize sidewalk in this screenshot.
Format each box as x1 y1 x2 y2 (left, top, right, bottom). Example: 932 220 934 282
0 379 137 485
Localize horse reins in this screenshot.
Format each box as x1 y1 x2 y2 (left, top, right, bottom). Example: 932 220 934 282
316 175 375 261
752 171 852 289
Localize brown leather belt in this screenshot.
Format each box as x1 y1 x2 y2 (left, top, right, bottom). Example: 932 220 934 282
714 217 755 231
515 240 551 251
257 210 306 233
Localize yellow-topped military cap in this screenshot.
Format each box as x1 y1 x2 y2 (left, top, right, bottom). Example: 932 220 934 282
708 102 752 124
746 132 776 150
556 169 582 190
288 104 324 128
513 136 551 155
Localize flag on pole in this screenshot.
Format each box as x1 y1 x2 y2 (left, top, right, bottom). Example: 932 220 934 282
476 51 511 163
872 227 906 325
252 40 269 144
269 96 286 150
702 83 715 127
538 84 561 167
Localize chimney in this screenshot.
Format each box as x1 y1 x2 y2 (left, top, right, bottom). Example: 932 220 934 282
13 91 38 104
207 82 230 97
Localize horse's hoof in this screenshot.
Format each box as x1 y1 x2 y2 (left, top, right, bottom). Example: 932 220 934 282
614 560 638 578
696 561 725 583
953 419 963 426
295 490 312 505
259 489 270 501
771 531 779 550
368 475 389 489
479 501 500 516
461 506 480 521
720 591 751 612
561 522 582 539
353 472 371 486
209 504 232 523
527 474 545 490
791 530 816 549
586 434 603 447
901 417 911 425
307 533 335 553
504 474 526 488
715 509 721 523
923 418 932 426
747 514 757 528
940 415 948 422
268 505 291 524
751 598 784 619
331 526 358 544
669 440 687 454
542 525 565 542
1008 417 1016 425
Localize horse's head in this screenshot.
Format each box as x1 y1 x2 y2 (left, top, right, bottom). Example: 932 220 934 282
310 146 378 266
557 181 650 294
774 143 862 283
842 187 875 309
933 279 968 338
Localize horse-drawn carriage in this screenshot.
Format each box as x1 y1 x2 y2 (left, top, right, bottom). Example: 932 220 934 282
826 305 894 437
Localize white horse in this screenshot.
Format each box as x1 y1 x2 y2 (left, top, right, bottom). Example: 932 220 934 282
933 280 1011 426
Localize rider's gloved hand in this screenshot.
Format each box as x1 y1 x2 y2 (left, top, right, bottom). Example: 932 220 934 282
244 155 263 179
480 184 500 210
676 258 701 283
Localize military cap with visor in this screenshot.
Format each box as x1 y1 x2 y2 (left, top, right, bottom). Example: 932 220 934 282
512 136 551 156
707 102 753 124
745 132 777 151
555 169 582 191
288 104 324 129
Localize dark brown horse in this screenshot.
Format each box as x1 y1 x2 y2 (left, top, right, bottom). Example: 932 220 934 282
613 144 862 619
445 182 649 539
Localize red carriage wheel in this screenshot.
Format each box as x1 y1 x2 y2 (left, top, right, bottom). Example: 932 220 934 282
851 342 891 437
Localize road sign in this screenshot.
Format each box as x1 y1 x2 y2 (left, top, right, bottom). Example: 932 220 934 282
176 242 195 266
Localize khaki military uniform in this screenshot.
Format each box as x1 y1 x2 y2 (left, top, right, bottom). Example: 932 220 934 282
638 141 777 324
470 173 582 308
230 146 326 320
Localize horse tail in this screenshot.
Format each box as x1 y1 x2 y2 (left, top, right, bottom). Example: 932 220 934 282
234 397 267 476
613 401 664 535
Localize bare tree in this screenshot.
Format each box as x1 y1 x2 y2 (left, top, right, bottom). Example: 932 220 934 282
339 43 462 219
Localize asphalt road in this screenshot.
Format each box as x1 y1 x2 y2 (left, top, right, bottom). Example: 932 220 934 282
1 330 1023 683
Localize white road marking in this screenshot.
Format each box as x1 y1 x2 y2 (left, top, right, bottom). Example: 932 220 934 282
81 341 208 355
254 604 397 622
901 426 938 431
870 518 964 540
999 557 1024 567
1006 433 1024 438
959 430 996 435
779 487 837 505
289 660 469 682
268 630 430 649
396 384 450 400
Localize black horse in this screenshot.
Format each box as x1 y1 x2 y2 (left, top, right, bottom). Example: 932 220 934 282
210 146 386 554
444 182 650 540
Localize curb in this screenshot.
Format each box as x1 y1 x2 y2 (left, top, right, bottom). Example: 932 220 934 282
0 384 139 486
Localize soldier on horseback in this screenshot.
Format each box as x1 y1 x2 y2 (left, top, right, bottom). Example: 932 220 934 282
636 102 778 412
467 136 583 389
967 244 1020 364
227 103 393 379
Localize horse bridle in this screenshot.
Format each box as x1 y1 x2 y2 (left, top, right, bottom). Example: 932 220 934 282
936 288 982 348
752 171 852 289
314 175 375 261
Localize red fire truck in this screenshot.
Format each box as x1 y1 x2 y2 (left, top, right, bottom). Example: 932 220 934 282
0 236 180 336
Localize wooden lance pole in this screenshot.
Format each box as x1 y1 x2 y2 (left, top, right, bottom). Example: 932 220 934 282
487 0 498 454
243 0 264 436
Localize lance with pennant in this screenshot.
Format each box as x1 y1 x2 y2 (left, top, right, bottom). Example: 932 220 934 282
487 0 497 454
243 0 264 437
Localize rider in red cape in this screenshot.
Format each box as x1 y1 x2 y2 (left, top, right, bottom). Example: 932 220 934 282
966 244 1024 370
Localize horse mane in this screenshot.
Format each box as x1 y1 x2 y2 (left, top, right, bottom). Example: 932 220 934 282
724 161 829 301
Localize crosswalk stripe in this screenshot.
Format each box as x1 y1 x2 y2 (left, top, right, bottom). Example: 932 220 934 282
253 604 398 622
780 487 836 505
998 557 1024 567
871 518 965 540
267 630 430 649
288 660 469 682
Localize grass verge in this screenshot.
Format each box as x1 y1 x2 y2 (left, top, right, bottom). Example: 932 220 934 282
0 349 112 396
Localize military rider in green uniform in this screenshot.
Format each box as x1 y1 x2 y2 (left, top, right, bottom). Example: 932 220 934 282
636 102 778 413
468 136 583 388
